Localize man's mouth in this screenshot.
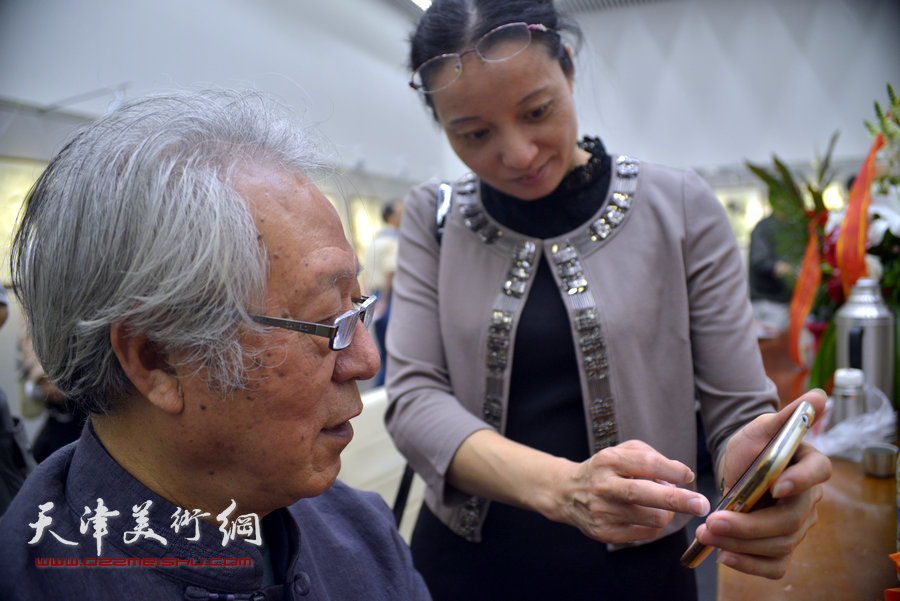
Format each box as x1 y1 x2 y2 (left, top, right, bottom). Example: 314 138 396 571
322 420 354 442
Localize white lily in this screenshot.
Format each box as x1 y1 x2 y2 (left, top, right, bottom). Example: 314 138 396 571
866 253 884 281
868 183 900 246
825 209 845 237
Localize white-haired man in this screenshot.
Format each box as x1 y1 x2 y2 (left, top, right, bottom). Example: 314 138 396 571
0 90 431 600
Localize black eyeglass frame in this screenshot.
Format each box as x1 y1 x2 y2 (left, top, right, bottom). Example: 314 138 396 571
249 295 376 351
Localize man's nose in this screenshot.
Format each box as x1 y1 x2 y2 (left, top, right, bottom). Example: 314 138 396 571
334 320 380 382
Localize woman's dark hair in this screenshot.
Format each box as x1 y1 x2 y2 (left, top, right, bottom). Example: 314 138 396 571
409 0 582 117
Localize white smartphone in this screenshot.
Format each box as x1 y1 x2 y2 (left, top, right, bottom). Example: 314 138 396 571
680 400 816 568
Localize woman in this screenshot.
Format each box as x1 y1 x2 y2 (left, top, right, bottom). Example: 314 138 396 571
384 1 831 599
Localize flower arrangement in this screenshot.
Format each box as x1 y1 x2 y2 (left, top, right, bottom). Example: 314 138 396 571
747 83 899 403
745 131 837 364
859 82 900 311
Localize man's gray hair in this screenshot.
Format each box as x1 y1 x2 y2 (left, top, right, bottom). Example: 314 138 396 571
11 89 323 414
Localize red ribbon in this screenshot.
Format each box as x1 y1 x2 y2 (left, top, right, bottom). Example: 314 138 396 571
788 211 828 366
837 133 884 297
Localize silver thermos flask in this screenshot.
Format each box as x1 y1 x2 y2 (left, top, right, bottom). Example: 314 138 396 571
835 277 895 402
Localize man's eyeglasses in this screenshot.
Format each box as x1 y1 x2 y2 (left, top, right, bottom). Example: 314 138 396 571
249 296 376 351
410 22 554 95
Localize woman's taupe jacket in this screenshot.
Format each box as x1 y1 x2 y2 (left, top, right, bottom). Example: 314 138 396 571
384 156 778 545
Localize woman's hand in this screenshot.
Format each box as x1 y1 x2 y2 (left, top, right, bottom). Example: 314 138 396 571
694 389 832 579
447 431 709 545
552 440 710 544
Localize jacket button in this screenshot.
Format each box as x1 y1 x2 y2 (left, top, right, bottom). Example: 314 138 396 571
292 572 312 596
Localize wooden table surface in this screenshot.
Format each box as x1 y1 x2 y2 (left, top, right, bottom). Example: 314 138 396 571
716 456 897 600
716 333 899 599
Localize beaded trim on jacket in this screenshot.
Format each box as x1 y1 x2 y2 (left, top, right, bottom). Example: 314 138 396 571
447 154 640 542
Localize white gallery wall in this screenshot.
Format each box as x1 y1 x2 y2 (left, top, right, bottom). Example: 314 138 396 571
0 0 443 182
1 0 898 181
569 0 900 179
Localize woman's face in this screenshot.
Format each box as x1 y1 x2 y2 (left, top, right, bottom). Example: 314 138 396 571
430 41 588 200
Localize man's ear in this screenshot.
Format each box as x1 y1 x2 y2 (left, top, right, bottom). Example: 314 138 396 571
110 323 184 415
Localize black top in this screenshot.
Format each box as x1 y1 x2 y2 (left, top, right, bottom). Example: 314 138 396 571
481 136 611 462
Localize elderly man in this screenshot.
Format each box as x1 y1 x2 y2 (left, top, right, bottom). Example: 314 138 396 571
0 90 431 600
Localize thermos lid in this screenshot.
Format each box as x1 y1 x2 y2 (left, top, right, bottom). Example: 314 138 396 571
835 277 893 324
834 367 865 388
845 277 886 305
851 277 879 289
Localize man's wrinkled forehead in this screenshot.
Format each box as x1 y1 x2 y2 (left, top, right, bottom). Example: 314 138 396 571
276 239 361 300
310 261 363 295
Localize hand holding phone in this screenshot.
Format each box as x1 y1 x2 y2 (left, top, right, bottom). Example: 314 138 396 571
680 400 816 569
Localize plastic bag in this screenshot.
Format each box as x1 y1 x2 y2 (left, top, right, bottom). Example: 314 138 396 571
805 383 897 462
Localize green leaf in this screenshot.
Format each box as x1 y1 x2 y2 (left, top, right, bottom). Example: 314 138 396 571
891 310 900 409
806 183 826 214
746 161 804 221
895 307 900 409
814 131 839 188
808 319 837 391
746 161 783 191
773 156 804 201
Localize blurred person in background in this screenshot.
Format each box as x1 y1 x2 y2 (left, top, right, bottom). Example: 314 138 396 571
19 332 88 462
748 212 797 338
1 287 36 516
367 199 404 386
